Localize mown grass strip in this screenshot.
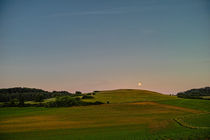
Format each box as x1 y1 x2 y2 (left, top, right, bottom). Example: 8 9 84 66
173 114 210 129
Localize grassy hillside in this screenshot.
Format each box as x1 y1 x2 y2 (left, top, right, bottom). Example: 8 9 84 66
83 89 174 103
0 89 210 140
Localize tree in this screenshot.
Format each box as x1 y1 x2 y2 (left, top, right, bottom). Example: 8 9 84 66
18 95 25 106
9 98 18 106
75 91 82 95
35 94 44 102
82 95 94 99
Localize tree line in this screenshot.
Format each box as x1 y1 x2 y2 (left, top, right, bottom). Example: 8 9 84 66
0 87 103 107
0 87 82 102
44 96 103 107
177 87 210 99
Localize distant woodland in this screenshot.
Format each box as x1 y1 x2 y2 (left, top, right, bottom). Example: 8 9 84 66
0 87 101 107
177 87 210 99
0 87 76 102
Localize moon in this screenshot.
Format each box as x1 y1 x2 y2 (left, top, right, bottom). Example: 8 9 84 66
138 82 142 86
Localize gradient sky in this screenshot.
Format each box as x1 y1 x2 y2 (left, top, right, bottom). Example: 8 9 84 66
0 0 209 94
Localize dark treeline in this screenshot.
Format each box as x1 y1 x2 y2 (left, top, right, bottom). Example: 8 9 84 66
1 96 103 107
177 87 210 99
0 87 79 102
44 96 102 107
0 87 103 107
0 87 46 94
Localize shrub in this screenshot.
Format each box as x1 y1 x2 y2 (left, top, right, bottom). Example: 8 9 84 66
35 94 44 102
9 98 18 106
93 101 103 105
82 95 94 99
45 96 84 107
75 97 81 101
55 96 80 107
75 91 82 95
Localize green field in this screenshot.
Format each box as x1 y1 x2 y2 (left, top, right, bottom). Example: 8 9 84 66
0 89 210 140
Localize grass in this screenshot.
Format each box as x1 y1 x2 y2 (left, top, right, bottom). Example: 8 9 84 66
24 97 56 104
44 98 56 102
175 113 210 129
202 96 210 99
83 89 174 103
0 89 210 140
157 98 210 112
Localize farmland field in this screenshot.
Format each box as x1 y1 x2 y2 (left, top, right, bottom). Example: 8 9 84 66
0 89 210 140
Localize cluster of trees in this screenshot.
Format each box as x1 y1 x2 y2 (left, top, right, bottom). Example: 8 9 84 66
82 95 94 99
0 87 79 102
1 96 103 107
177 87 210 99
44 96 102 107
0 87 46 93
0 87 103 107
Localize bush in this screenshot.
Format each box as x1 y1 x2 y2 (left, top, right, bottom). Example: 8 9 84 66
9 98 18 106
82 101 104 106
44 96 85 107
75 97 81 101
82 95 94 99
55 96 81 107
75 91 82 95
93 101 103 105
35 94 44 102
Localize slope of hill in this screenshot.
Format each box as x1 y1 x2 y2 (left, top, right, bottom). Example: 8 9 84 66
84 89 174 103
85 89 210 112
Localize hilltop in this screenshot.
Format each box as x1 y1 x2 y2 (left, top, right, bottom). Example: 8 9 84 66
84 89 174 103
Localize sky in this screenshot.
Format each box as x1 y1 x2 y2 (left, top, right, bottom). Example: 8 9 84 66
0 0 209 94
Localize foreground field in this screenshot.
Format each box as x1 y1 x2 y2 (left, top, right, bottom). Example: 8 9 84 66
0 89 210 140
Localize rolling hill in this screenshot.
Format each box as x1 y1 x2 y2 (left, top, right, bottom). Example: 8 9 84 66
84 89 173 103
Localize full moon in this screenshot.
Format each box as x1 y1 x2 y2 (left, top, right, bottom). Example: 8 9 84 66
138 82 142 86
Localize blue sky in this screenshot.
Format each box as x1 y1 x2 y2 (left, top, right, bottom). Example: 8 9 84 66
0 0 209 93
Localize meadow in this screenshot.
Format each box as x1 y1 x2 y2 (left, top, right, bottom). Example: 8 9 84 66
0 89 210 140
